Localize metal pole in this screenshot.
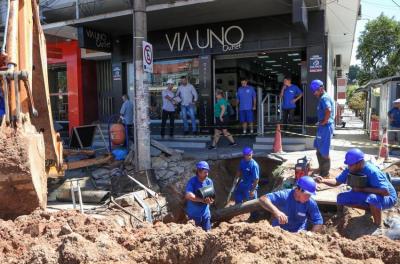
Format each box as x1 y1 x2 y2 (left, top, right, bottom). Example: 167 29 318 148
75 0 79 19
257 87 262 135
132 0 151 171
267 94 271 123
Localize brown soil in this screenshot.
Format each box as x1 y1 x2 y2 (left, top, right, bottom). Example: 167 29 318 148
0 126 46 219
384 161 400 177
0 209 399 264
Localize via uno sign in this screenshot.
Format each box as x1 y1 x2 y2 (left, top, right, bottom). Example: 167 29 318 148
165 25 244 53
78 27 112 53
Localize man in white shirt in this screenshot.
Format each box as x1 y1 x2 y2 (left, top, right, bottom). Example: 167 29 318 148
161 79 176 138
176 76 198 135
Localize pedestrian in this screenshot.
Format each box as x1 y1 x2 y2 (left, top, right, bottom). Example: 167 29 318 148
316 148 397 226
279 76 303 130
259 176 323 233
208 89 237 149
176 76 198 135
388 98 400 145
310 79 335 177
234 147 259 219
236 78 256 134
185 161 214 231
119 94 134 141
160 79 176 138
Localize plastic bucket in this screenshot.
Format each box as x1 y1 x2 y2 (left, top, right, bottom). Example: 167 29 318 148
196 185 215 199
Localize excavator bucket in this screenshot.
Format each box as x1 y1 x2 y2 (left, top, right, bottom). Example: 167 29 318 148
0 0 63 218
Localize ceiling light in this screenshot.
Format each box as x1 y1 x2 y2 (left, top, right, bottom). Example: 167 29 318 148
272 64 282 67
288 53 300 56
265 68 272 70
258 56 269 59
266 60 277 63
293 58 301 61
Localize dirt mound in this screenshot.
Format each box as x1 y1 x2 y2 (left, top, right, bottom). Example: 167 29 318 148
0 210 399 263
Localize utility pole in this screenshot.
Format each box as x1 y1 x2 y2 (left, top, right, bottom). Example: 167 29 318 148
131 0 151 171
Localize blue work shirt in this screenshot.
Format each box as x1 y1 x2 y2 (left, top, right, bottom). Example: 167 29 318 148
336 162 397 201
317 93 335 124
282 85 302 110
266 189 323 232
238 159 260 190
388 107 400 127
120 100 134 125
185 176 213 218
237 85 256 111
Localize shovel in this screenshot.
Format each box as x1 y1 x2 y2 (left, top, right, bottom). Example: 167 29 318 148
225 176 240 207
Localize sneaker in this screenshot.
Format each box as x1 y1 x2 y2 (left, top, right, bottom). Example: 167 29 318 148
229 142 238 146
208 145 216 150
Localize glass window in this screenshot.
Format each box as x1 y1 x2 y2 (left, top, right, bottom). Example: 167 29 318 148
149 58 199 120
48 66 69 137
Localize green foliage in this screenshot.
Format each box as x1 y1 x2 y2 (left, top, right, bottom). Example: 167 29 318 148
347 65 360 84
347 90 366 112
356 14 400 84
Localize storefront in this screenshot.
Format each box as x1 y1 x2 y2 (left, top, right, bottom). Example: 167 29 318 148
111 11 327 133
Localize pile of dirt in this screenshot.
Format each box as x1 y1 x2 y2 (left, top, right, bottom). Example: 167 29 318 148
384 161 400 177
1 209 399 263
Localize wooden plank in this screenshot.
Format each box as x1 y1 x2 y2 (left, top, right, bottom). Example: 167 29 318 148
150 139 177 156
65 155 113 170
314 186 341 205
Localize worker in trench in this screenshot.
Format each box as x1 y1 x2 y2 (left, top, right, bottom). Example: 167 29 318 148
185 161 214 231
259 176 323 232
310 79 335 178
234 147 260 220
316 148 397 226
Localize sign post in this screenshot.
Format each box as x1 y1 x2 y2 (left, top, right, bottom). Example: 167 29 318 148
142 41 153 73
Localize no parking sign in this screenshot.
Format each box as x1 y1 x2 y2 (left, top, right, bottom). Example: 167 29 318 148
142 41 153 73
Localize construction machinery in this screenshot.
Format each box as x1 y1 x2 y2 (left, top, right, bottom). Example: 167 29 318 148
0 0 109 219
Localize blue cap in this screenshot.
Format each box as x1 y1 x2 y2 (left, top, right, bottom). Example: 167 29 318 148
310 79 324 93
243 147 253 155
196 161 210 170
344 148 365 166
297 176 317 196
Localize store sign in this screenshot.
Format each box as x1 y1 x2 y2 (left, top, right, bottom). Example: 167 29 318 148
309 54 323 73
78 27 111 52
165 25 244 53
142 41 153 73
112 65 121 81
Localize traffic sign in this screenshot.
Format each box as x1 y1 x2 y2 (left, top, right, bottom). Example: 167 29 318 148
143 41 153 73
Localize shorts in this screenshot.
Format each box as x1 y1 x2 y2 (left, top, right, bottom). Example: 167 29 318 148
239 110 254 123
314 123 334 157
337 191 397 210
215 116 229 130
188 214 211 231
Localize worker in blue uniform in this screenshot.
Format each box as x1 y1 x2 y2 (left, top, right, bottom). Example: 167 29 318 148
259 176 323 232
185 161 214 231
316 148 397 226
0 88 5 124
388 98 400 147
310 79 335 177
234 147 260 219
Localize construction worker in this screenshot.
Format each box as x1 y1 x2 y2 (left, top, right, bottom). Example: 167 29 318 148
259 176 323 232
237 78 256 134
388 98 400 146
234 147 259 219
120 94 134 141
310 79 335 177
279 76 303 131
0 89 4 124
185 161 214 231
316 148 397 226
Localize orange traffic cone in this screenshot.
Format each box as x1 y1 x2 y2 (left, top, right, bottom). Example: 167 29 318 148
273 124 283 153
378 128 389 161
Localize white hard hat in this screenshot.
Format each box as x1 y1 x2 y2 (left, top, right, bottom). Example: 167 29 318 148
393 98 400 104
166 79 174 85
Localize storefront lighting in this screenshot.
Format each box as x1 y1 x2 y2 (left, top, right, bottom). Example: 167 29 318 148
258 56 270 59
288 53 299 56
272 64 282 67
265 68 272 70
266 60 277 63
293 58 301 61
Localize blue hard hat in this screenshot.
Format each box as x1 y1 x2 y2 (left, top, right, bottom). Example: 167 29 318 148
243 147 253 155
310 79 324 93
297 176 317 196
344 148 365 166
196 161 210 170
